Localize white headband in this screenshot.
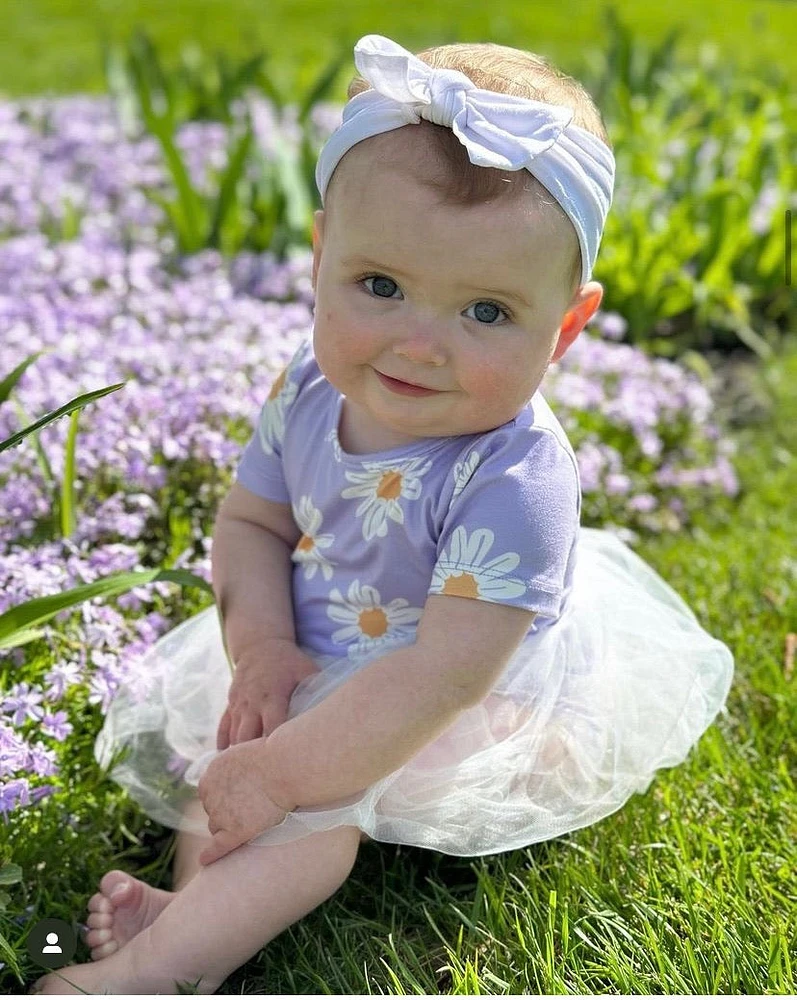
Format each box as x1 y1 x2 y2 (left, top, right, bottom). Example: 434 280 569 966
315 34 616 287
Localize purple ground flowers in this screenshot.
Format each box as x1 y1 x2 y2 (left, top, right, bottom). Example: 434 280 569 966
0 93 738 817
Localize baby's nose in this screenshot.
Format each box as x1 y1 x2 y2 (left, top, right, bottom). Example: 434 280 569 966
393 335 446 367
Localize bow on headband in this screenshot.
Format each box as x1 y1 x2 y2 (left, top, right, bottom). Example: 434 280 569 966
315 34 616 287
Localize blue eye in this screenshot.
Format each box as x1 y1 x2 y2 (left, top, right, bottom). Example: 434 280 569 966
361 274 399 299
357 273 511 325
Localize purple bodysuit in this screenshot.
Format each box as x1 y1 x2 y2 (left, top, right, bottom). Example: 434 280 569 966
235 336 581 659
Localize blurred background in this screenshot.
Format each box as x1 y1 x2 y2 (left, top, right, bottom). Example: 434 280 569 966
1 0 796 98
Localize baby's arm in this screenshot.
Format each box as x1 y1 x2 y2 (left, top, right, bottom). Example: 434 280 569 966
212 484 319 747
263 595 536 811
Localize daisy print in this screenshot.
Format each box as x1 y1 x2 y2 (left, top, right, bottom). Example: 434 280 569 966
340 456 433 541
291 496 335 581
452 450 481 499
256 351 303 455
430 526 527 601
327 580 423 656
325 426 342 463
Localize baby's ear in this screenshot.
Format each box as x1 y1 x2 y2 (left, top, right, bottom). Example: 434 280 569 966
312 210 325 248
312 211 325 292
551 282 603 363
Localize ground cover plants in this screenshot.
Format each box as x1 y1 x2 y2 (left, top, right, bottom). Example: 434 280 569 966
1 12 795 993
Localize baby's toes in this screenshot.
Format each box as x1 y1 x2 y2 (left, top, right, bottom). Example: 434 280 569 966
85 926 113 950
87 891 112 915
86 911 112 930
89 937 119 961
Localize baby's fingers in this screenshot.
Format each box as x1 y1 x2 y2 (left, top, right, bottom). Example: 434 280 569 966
261 693 292 738
231 710 263 745
199 829 246 866
216 708 232 751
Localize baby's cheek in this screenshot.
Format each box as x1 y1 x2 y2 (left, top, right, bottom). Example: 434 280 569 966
465 358 514 408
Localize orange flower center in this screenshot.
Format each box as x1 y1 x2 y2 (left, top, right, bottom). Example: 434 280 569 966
267 367 287 401
376 470 403 500
441 572 479 599
359 607 388 638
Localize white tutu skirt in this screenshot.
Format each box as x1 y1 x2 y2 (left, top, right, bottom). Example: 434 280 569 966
95 528 734 856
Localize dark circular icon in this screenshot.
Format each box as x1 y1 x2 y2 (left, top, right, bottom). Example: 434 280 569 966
26 918 77 969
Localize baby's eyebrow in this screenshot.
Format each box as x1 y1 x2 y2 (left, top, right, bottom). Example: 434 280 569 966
341 255 534 309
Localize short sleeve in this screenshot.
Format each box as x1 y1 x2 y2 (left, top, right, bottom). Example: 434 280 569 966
429 428 580 619
233 338 313 504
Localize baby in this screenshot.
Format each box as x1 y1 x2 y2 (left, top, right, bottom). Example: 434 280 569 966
34 33 733 996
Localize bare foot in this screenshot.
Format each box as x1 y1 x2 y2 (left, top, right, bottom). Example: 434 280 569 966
31 951 218 995
84 869 174 960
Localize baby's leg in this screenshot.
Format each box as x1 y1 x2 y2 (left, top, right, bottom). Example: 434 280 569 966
84 794 370 964
173 796 215 889
82 796 211 961
35 823 363 995
174 797 371 880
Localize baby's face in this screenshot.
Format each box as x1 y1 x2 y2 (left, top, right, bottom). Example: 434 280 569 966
311 133 602 447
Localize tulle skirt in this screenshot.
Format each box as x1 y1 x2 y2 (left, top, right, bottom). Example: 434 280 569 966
94 528 734 857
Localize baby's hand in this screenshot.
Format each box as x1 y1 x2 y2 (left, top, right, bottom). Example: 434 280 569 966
217 639 321 749
197 738 294 865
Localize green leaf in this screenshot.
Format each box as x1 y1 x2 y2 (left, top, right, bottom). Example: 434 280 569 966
207 118 254 248
297 47 350 123
11 397 56 491
0 568 214 649
0 627 45 647
0 928 21 980
149 124 207 252
0 863 22 886
61 409 80 539
0 382 126 454
0 351 48 406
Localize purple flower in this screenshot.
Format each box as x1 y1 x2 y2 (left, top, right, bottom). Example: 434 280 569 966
0 777 31 815
31 784 57 804
1 724 31 777
593 311 628 341
1 683 45 726
41 711 73 741
43 660 83 702
26 742 58 778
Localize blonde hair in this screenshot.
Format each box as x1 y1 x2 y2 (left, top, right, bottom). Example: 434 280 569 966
343 41 613 297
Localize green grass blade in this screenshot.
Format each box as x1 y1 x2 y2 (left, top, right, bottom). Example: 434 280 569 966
11 398 55 490
297 47 350 124
149 122 207 252
60 409 80 539
0 351 48 405
0 929 22 983
207 116 254 248
0 568 214 648
0 382 126 454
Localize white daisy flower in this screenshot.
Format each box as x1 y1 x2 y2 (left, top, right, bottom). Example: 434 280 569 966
452 450 481 498
327 580 423 655
340 456 433 541
256 360 300 455
325 426 342 463
430 526 527 601
291 496 335 581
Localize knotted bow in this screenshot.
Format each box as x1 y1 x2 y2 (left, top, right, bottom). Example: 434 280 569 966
315 34 616 287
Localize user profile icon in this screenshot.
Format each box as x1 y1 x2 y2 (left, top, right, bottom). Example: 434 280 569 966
26 918 77 969
42 932 63 954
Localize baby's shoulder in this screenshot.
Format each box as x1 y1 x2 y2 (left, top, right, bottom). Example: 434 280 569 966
449 390 580 490
268 336 330 414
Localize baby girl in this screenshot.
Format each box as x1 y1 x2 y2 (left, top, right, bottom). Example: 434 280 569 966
34 32 733 995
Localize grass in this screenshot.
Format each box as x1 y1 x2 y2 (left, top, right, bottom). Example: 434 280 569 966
0 0 796 102
6 337 796 993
